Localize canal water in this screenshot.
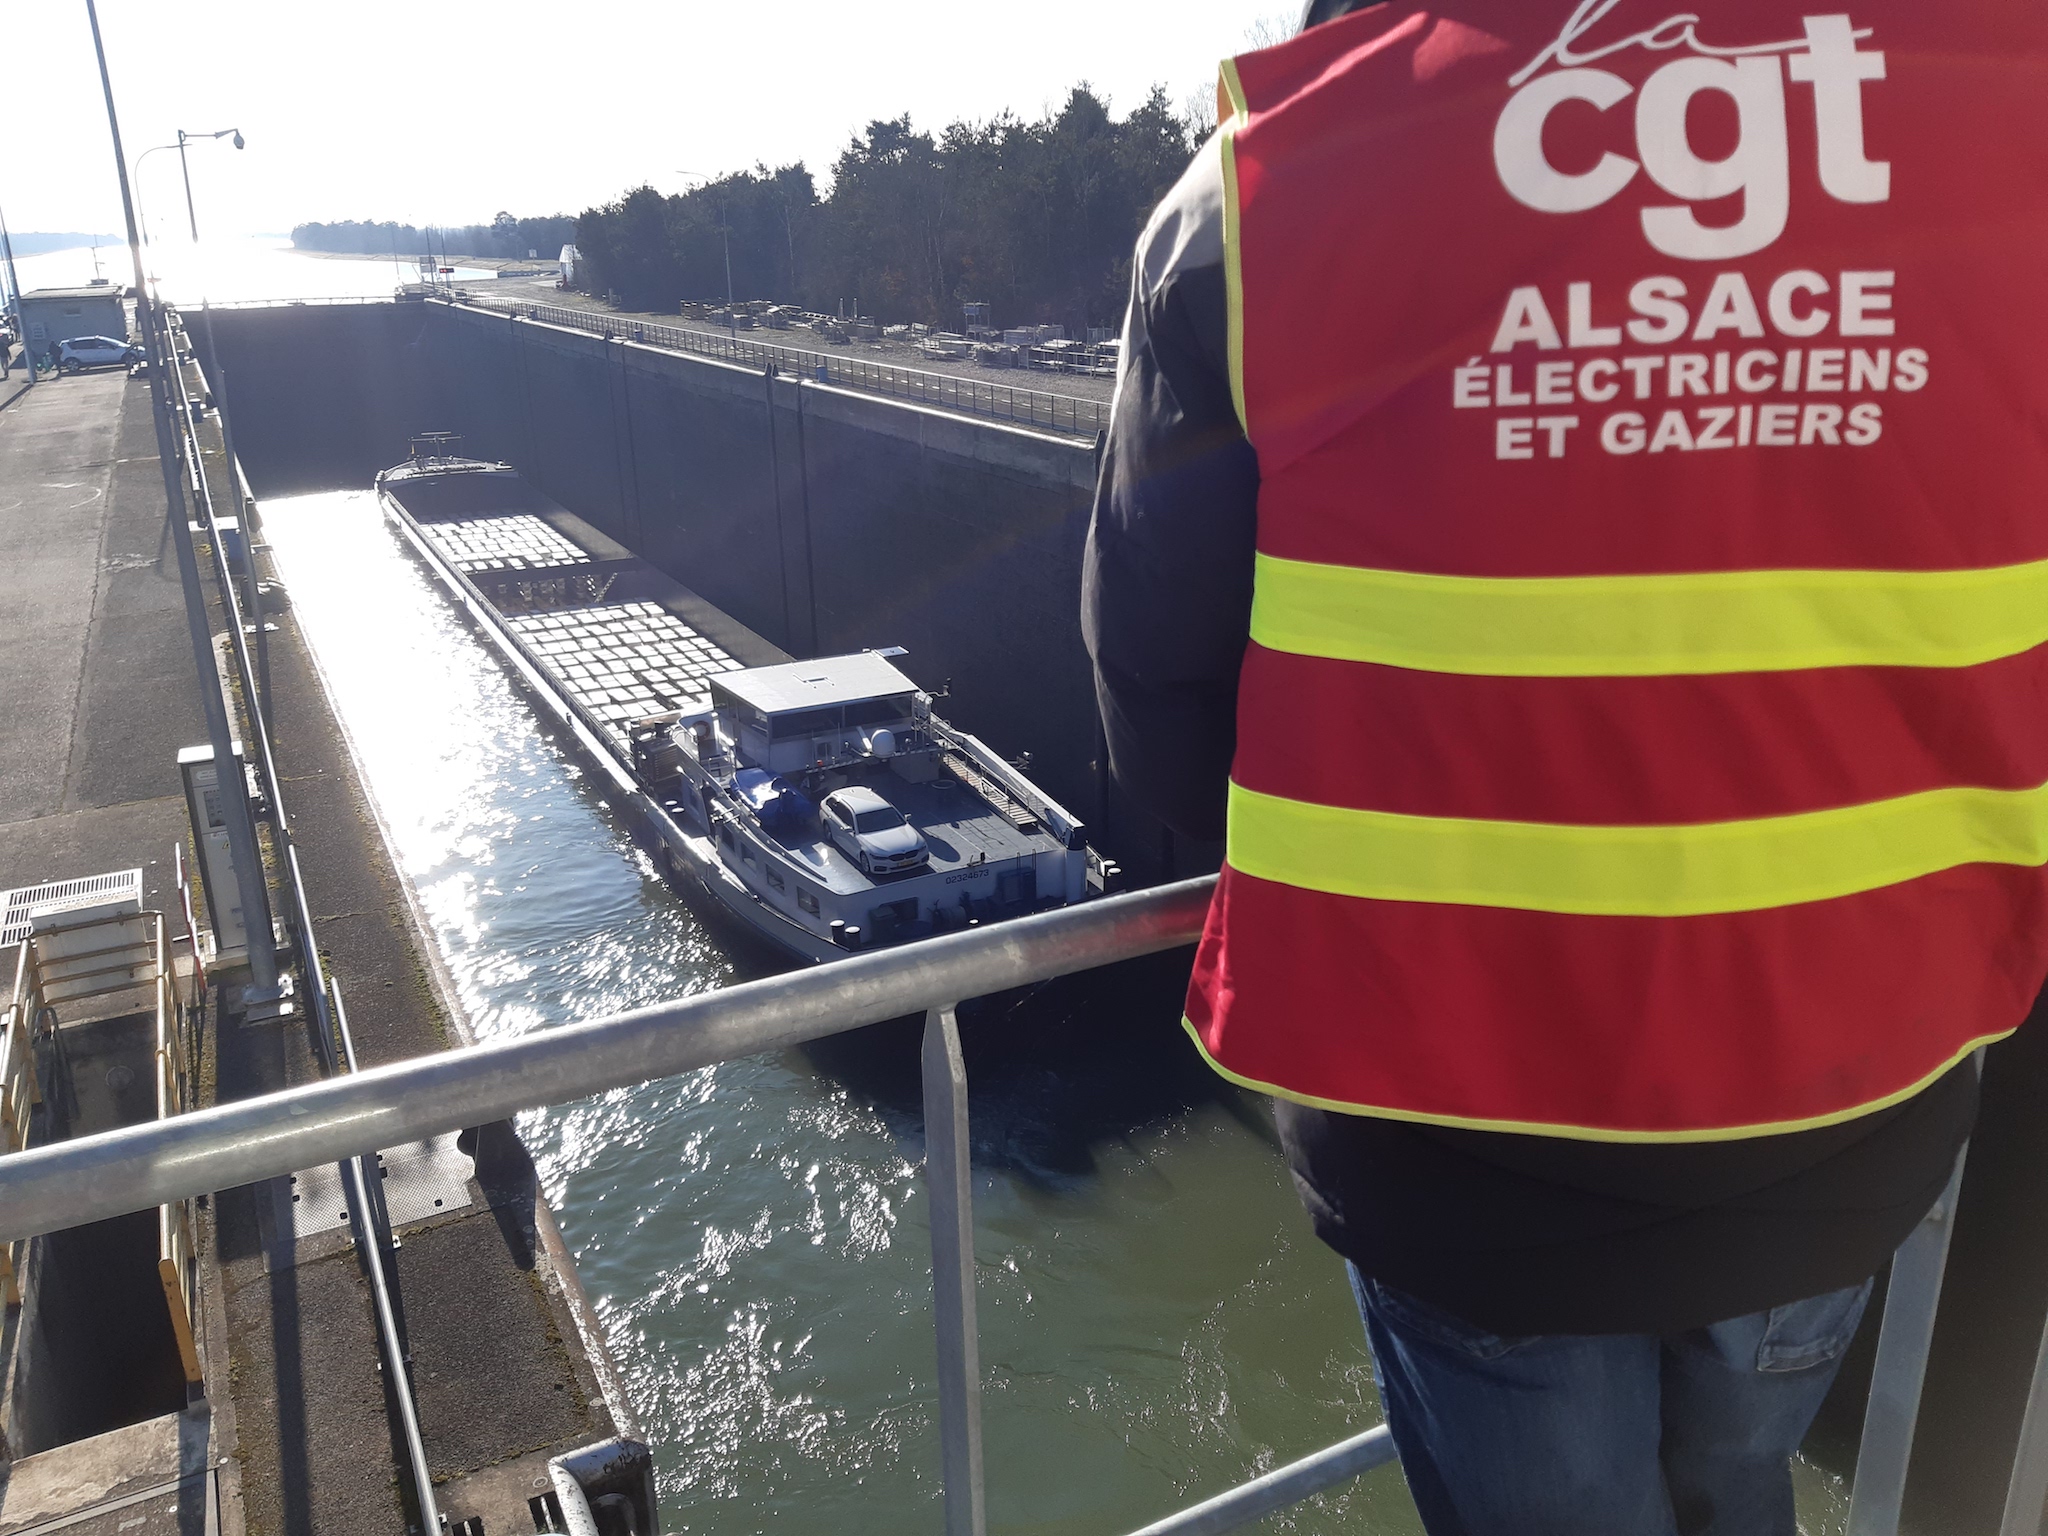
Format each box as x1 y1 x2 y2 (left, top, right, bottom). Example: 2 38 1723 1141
260 489 1852 1535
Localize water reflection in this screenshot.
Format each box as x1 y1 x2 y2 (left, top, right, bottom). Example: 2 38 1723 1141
260 488 1848 1535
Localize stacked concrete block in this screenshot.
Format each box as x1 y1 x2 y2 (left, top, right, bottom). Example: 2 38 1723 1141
422 515 592 573
504 602 740 743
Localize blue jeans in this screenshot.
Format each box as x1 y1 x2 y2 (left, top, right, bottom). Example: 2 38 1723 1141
1349 1264 1871 1536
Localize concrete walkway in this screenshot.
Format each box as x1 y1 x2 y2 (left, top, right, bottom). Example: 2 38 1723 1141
0 371 205 909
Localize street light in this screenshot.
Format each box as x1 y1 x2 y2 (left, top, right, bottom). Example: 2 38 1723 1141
0 196 29 387
135 129 266 726
132 130 246 409
83 0 282 1004
676 170 736 339
135 127 243 253
132 124 270 727
176 127 243 244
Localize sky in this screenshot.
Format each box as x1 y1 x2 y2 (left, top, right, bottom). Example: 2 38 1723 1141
6 1 1295 243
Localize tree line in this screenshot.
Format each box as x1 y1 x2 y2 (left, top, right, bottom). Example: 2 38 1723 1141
291 212 577 261
574 84 1200 332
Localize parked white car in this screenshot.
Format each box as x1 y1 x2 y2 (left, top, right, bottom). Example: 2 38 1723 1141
820 787 928 875
58 335 144 374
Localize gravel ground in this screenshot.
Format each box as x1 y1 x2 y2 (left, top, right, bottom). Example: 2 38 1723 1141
470 272 1121 404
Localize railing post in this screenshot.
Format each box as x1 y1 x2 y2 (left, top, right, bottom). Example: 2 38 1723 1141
2000 1312 2048 1536
922 1004 987 1536
1848 1144 1971 1536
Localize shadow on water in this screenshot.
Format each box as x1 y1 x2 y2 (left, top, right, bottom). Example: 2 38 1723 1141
799 948 1274 1189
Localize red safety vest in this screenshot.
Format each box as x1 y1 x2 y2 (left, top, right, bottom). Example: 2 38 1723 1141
1186 0 2048 1140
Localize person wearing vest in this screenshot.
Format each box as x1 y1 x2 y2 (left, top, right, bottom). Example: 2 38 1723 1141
1083 1 2048 1529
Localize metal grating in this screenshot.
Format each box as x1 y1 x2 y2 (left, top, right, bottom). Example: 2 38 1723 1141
1 869 144 947
285 1133 476 1241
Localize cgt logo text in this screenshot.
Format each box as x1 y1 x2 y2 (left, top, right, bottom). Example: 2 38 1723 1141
1496 2 1887 259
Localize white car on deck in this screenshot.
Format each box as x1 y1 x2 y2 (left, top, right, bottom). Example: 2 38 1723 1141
820 786 929 875
58 335 144 373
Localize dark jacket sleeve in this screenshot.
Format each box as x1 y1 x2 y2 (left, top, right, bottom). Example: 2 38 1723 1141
1081 261 1260 843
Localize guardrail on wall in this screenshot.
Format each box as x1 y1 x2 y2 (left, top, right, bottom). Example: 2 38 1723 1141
176 292 1115 438
153 923 202 1386
198 293 408 310
462 296 1113 439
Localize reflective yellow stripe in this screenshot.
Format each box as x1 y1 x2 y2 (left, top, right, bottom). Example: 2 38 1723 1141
1181 1017 2011 1142
1219 55 1249 120
1219 57 1249 436
1227 778 2048 916
1251 551 2048 677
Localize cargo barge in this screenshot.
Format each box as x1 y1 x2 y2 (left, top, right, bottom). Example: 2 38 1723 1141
376 440 1108 964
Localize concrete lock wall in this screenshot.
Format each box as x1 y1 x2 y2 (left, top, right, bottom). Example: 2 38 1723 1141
201 302 439 496
205 299 1204 881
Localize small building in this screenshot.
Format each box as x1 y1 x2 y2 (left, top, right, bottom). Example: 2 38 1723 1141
708 651 922 778
558 244 579 286
19 283 126 350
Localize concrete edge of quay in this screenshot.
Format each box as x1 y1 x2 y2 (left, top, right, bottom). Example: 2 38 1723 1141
271 490 644 1446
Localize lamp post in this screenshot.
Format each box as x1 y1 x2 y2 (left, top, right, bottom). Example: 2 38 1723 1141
136 129 246 408
0 197 27 388
676 170 737 339
135 128 242 264
176 127 242 243
781 199 796 303
135 129 266 725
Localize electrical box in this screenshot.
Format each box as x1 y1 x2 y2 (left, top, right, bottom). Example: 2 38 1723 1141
213 517 248 573
178 743 251 962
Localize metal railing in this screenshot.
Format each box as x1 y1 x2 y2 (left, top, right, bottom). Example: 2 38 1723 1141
463 296 1111 439
199 293 412 310
153 914 203 1387
0 879 1213 1231
165 291 1113 436
159 310 443 1533
0 878 1397 1534
0 857 1992 1536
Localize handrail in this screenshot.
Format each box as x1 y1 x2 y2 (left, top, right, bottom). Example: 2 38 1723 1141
1124 1426 1397 1536
461 296 1111 438
0 873 1218 1535
162 314 441 1533
332 979 438 1536
185 291 1112 434
199 293 410 309
0 875 1214 1239
0 836 1966 1536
